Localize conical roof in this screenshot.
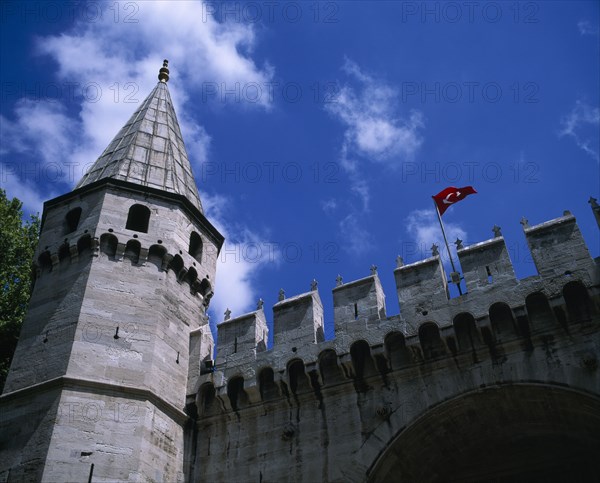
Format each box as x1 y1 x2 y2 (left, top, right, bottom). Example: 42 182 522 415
76 61 203 212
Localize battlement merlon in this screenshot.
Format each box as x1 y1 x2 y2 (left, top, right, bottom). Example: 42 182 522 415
273 290 325 347
524 211 595 286
187 326 214 395
333 274 386 332
457 235 517 292
215 310 268 368
394 254 449 319
199 207 598 383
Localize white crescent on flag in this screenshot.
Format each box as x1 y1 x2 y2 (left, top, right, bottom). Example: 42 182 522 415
442 191 461 204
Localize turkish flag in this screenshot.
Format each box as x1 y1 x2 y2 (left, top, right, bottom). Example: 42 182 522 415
432 186 477 215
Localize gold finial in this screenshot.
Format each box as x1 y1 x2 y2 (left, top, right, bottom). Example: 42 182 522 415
158 59 170 83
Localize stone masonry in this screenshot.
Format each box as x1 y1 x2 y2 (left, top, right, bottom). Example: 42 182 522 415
1 63 599 482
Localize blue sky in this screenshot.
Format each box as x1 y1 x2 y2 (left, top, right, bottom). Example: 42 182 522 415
1 1 599 340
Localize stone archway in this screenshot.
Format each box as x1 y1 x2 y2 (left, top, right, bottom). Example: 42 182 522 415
367 384 600 482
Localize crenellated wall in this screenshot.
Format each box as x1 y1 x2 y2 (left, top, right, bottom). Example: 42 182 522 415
186 210 600 482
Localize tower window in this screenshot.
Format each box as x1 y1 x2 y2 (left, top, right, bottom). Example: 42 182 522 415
126 204 151 233
65 207 82 233
189 231 203 263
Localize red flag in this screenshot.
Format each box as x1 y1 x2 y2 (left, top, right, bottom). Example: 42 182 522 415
432 186 477 215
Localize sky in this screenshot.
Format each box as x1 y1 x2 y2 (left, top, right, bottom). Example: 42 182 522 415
1 0 599 341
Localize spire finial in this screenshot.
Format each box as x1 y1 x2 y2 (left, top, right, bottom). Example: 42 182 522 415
158 59 170 83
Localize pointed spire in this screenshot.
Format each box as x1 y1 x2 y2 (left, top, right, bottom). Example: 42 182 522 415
76 60 203 212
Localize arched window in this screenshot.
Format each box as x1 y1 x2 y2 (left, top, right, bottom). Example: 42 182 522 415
65 207 82 233
125 204 151 233
419 323 445 360
189 231 203 263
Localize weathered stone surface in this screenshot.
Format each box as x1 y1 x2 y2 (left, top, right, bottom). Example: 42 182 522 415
2 70 599 483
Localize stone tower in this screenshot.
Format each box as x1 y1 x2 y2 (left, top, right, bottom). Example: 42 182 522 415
0 61 223 482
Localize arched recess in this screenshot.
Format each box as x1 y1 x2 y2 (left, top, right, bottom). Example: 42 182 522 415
452 313 479 352
148 244 167 270
385 332 411 369
198 383 218 417
258 367 279 400
100 233 118 258
418 323 446 360
227 376 247 411
319 349 344 385
38 251 53 273
287 359 310 395
185 267 198 290
489 302 517 341
77 234 92 256
58 242 70 263
124 240 141 264
366 385 600 483
350 340 378 379
168 254 184 277
563 281 594 324
525 292 556 330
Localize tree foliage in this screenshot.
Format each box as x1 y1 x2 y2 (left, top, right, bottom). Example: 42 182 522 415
0 189 40 392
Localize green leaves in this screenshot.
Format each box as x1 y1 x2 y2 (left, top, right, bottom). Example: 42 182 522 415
0 189 40 392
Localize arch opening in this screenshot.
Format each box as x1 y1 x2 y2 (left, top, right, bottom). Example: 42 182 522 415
367 385 600 483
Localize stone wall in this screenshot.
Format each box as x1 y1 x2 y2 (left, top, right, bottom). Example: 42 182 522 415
187 211 600 482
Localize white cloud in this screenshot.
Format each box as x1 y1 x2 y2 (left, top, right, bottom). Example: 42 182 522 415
321 198 338 214
1 1 274 214
0 167 51 216
559 101 600 161
326 59 424 164
0 100 76 167
202 192 279 323
324 59 425 255
404 209 467 262
578 20 599 36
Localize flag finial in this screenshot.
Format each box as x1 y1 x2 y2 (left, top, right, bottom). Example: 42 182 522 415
158 59 170 83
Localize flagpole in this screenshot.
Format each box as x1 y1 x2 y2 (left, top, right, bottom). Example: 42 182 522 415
433 199 463 295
